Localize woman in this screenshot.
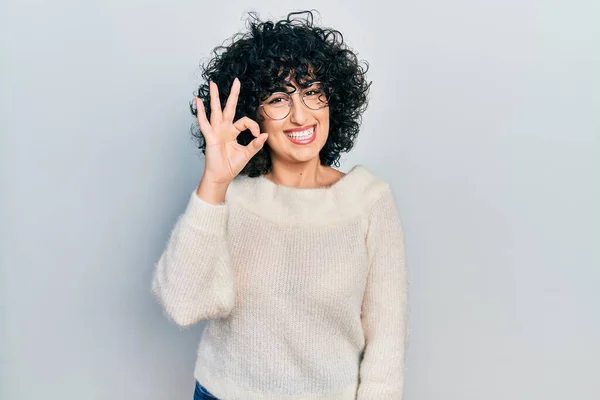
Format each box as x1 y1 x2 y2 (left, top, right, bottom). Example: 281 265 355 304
152 10 409 399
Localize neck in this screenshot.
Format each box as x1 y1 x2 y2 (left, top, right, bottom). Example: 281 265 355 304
267 157 329 189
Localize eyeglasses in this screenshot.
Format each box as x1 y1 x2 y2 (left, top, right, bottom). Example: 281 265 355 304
258 81 329 120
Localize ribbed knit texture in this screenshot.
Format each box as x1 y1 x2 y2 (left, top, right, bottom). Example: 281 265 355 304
152 165 409 399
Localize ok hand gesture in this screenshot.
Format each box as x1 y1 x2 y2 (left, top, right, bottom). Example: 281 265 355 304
195 78 268 185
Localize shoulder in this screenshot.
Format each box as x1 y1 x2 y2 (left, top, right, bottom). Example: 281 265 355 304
222 164 397 226
225 173 261 202
341 165 395 211
347 166 403 232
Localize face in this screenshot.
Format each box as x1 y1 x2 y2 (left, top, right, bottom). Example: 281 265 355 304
257 78 330 165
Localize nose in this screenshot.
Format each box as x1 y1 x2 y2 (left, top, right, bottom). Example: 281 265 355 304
289 94 308 125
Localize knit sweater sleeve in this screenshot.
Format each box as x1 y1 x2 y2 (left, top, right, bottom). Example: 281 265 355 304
357 186 410 399
151 191 235 327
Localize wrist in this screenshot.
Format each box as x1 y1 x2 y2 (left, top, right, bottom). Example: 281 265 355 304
196 177 230 205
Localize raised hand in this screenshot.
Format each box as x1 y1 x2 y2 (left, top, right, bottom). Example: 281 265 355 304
194 78 268 204
196 78 268 185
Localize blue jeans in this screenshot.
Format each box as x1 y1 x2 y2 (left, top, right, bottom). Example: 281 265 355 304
194 381 219 400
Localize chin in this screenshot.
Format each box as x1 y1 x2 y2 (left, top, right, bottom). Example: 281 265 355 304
288 139 328 162
289 152 321 164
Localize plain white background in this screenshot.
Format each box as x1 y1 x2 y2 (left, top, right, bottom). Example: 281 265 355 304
1 0 599 399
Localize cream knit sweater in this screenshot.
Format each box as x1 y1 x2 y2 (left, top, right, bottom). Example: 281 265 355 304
152 165 409 399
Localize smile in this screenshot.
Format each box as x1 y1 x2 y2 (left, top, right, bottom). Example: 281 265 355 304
284 125 317 145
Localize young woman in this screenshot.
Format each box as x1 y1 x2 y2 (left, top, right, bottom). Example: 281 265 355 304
152 10 409 399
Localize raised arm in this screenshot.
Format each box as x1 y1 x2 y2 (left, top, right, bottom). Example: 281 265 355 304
152 78 268 326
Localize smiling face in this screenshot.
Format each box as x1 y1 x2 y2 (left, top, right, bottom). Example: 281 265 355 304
257 78 330 165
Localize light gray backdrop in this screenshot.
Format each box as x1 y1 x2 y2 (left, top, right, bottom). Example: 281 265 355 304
1 0 599 399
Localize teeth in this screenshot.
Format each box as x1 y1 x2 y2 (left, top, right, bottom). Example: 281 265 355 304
285 127 314 140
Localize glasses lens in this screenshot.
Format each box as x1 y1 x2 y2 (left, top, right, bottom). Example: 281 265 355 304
261 83 329 119
263 94 291 120
302 84 328 110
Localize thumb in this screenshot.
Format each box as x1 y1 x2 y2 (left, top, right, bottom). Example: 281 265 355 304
248 133 268 156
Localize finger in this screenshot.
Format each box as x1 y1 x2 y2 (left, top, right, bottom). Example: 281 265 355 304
233 117 261 138
195 97 212 135
223 78 240 122
246 133 269 157
209 81 223 123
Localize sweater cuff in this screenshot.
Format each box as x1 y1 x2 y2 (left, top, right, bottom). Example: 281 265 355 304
181 191 229 236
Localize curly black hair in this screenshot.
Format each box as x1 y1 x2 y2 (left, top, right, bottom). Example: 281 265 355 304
190 10 371 177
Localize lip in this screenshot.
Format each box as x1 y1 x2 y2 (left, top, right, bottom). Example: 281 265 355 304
284 124 317 145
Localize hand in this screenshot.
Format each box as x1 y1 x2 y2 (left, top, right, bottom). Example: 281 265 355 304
195 78 268 185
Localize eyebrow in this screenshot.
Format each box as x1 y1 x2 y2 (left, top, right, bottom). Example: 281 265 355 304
299 79 319 87
271 79 320 94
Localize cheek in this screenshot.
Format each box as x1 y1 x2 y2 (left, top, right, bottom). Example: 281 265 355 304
319 107 330 124
260 121 285 146
262 121 279 136
257 109 270 132
318 111 330 134
259 120 273 135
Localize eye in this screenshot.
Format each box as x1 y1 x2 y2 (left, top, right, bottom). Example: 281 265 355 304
303 82 324 96
264 93 292 108
268 97 286 105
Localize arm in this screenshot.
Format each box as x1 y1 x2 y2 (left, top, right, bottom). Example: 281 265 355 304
151 190 235 327
357 187 410 399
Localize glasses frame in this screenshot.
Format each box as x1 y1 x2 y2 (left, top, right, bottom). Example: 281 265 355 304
258 81 329 121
